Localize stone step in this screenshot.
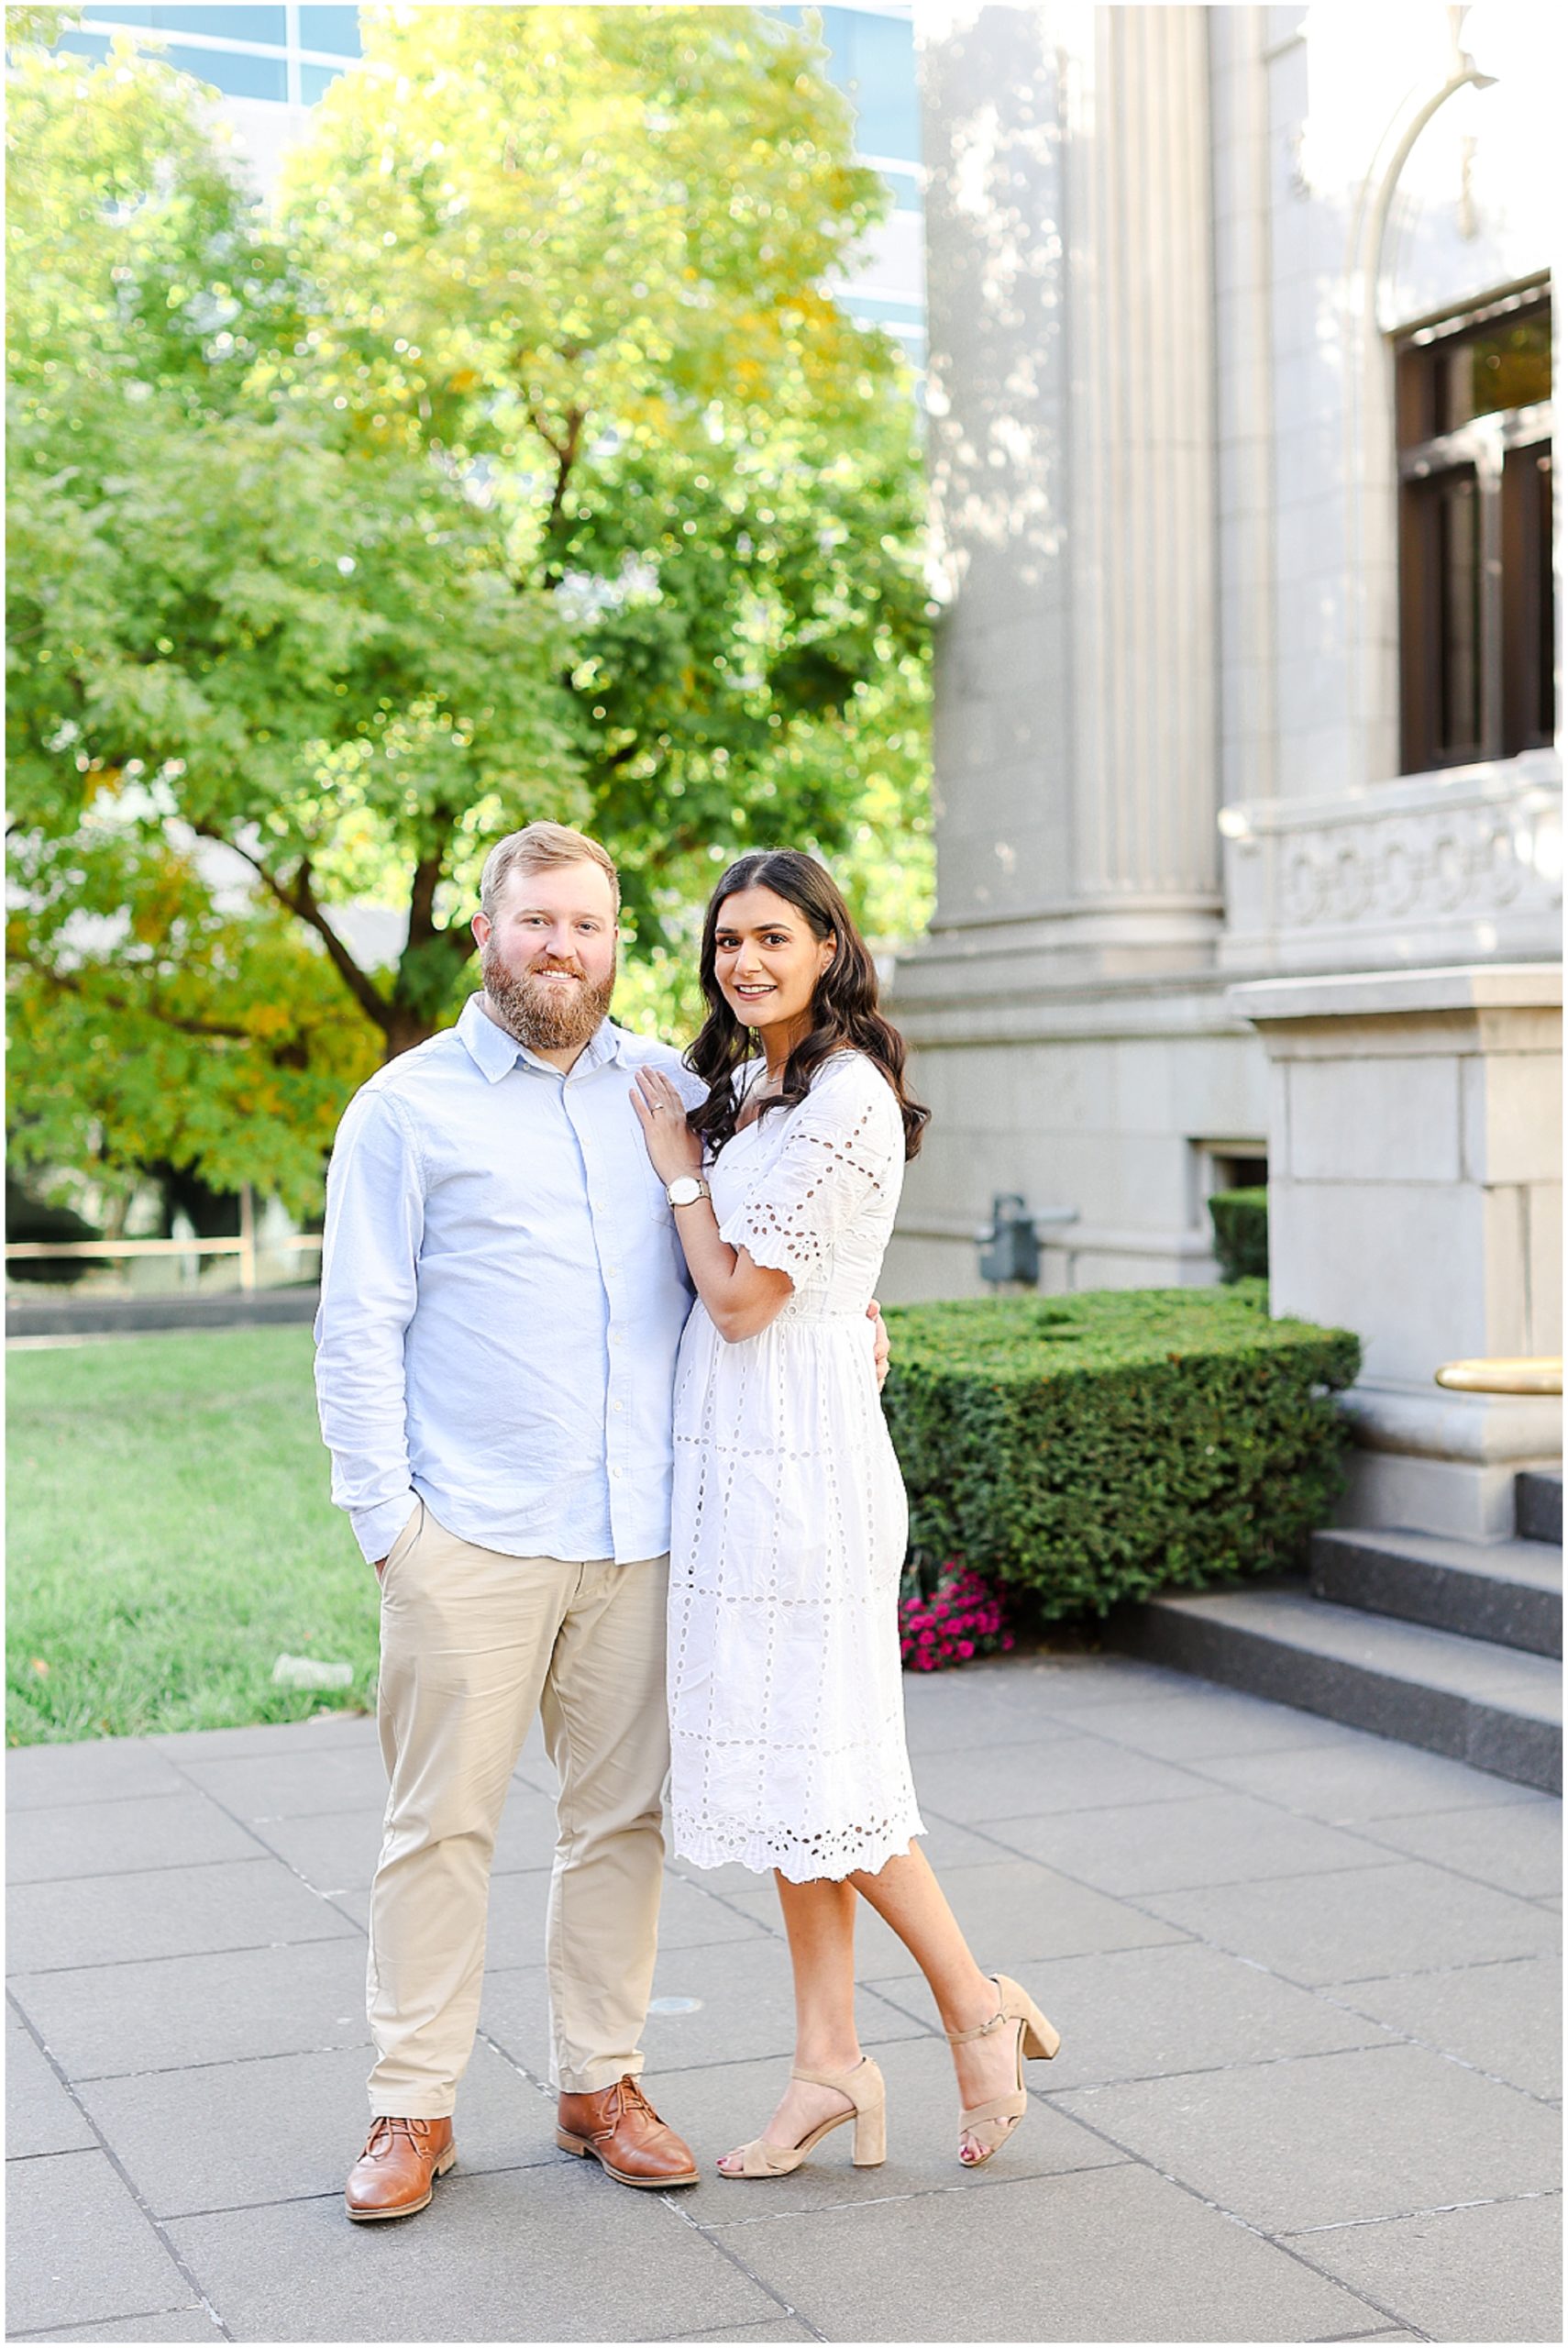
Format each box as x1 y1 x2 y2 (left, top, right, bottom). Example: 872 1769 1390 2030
1310 1527 1562 1658
1518 1469 1563 1545
1110 1578 1562 1793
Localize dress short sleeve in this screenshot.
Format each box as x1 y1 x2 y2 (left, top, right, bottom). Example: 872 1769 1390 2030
718 1055 902 1286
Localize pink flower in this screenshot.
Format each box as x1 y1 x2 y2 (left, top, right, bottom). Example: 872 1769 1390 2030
900 1559 1012 1674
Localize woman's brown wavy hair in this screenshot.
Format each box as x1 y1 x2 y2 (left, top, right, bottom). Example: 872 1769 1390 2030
684 849 930 1162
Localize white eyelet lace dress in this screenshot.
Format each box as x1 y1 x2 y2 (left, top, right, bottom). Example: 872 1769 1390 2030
667 1049 925 1883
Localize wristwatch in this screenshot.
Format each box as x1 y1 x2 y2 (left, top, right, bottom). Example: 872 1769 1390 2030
666 1175 712 1210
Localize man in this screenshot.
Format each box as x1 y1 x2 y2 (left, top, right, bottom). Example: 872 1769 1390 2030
315 820 887 2221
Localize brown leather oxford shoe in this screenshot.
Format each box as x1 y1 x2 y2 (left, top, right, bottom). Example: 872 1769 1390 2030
556 2075 700 2188
344 2114 456 2221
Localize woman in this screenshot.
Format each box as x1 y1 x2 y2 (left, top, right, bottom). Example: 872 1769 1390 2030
631 849 1059 2178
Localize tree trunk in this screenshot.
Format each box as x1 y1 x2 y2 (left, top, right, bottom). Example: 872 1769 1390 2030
381 1009 441 1062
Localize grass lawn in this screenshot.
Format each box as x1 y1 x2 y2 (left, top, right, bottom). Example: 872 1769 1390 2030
7 1325 378 1744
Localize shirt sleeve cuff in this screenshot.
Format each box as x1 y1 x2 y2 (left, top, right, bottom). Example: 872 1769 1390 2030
350 1493 419 1565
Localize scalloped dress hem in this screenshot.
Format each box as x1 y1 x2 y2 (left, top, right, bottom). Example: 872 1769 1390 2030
671 1811 928 1885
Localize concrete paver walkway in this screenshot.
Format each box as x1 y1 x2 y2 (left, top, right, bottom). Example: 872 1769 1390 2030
6 1655 1562 2343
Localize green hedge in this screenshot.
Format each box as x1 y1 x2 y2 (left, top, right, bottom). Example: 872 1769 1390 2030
1209 1186 1269 1283
881 1282 1359 1621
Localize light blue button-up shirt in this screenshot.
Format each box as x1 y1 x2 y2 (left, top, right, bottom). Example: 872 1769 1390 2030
314 993 701 1567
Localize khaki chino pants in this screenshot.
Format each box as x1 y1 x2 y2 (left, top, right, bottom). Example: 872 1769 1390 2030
367 1501 669 2117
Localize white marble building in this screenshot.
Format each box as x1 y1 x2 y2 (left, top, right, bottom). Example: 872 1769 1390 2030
888 2 1562 1532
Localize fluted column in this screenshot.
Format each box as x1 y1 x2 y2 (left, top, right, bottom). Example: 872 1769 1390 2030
908 2 1221 988
1065 4 1220 919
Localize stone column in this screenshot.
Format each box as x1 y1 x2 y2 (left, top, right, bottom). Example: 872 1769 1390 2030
1231 966 1562 1539
917 1 1072 941
911 2 1220 988
1063 4 1221 942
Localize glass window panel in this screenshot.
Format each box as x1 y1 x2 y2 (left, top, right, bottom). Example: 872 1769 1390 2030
763 7 919 158
813 7 853 78
149 6 285 39
57 27 114 57
842 293 922 326
1534 451 1554 743
163 40 286 95
1500 440 1554 757
300 59 348 103
1437 308 1551 431
78 6 157 22
299 6 360 56
842 11 919 160
879 165 921 212
1434 472 1481 758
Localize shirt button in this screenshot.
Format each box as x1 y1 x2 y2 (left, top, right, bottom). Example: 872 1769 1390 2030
613 1401 624 1413
612 1467 624 1479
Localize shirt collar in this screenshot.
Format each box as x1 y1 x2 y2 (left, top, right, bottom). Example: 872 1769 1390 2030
456 992 624 1085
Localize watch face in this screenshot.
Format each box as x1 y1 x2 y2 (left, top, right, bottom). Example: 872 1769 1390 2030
668 1176 701 1206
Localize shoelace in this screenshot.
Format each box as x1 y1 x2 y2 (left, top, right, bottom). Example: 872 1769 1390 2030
365 2115 435 2157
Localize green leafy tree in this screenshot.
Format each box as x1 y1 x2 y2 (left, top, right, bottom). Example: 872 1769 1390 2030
7 7 931 1208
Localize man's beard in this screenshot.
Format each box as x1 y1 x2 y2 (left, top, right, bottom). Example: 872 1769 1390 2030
481 941 616 1053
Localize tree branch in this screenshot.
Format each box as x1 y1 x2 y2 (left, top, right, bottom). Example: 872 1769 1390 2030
193 824 394 1036
402 811 476 979
526 404 587 537
15 952 254 1041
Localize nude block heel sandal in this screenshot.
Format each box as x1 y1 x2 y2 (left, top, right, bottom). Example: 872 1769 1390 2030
722 2055 887 2178
946 1974 1061 2168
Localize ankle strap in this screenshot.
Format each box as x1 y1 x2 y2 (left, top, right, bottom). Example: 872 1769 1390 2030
945 2005 1006 2045
790 2057 867 2090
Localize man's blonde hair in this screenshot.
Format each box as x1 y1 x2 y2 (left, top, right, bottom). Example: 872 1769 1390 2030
479 821 620 922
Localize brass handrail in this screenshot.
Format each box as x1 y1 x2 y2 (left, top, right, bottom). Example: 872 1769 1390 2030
1435 1357 1563 1396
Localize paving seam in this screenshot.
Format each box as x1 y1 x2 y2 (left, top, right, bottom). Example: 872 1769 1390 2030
9 1787 220 1810
859 1943 1562 2108
61 2041 373 2086
1280 2184 1563 2236
1010 2093 1433 2341
1010 1704 1550 1800
1260 1792 1555 1826
1321 1949 1559 1987
155 2155 572 2223
7 2306 219 2342
892 1806 1561 2022
1312 1986 1562 2110
657 2187 828 2343
1295 1815 1561 1905
650 1867 791 1944
858 1976 1412 2095
5 1990 235 2342
11 1928 361 1978
8 1941 367 1987
701 2154 1136 2231
6 1779 203 1814
1032 2033 1560 2111
1310 2331 1429 2342
11 1851 311 1887
154 1744 383 1941
925 1799 1557 1906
